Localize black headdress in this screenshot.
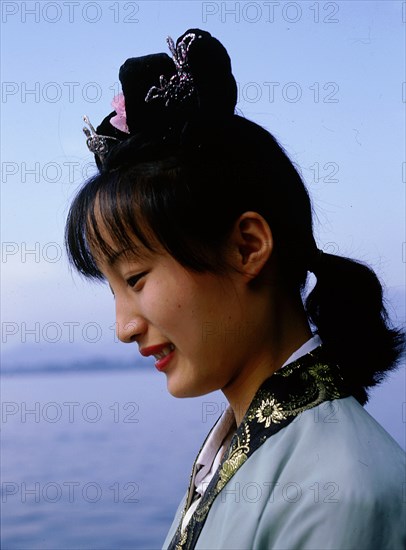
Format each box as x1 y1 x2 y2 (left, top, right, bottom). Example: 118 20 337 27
83 28 238 170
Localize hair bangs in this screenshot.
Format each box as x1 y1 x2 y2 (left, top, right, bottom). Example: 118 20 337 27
65 169 159 280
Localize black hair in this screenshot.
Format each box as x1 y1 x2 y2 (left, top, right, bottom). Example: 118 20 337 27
65 114 404 405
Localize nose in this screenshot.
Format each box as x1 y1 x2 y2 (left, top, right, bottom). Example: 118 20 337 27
115 298 147 344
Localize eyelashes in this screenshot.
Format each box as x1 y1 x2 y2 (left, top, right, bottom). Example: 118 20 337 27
126 271 148 288
107 271 149 299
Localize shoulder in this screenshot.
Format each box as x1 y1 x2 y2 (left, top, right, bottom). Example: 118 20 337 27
197 397 405 550
247 396 404 490
247 396 405 549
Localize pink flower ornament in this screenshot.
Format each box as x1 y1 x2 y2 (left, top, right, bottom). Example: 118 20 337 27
110 93 130 134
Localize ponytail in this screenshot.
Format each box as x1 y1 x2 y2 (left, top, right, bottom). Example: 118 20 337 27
305 252 405 404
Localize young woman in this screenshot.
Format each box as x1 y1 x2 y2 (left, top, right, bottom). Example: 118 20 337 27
65 28 405 549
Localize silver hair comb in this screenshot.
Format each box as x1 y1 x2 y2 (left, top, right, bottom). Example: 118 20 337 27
82 115 120 164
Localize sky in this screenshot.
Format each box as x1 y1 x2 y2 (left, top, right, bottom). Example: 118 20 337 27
1 1 405 440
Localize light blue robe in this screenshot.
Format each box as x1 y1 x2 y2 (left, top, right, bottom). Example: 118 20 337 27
163 395 405 548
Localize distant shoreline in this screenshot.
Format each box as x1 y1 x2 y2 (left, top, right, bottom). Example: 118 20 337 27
1 360 148 377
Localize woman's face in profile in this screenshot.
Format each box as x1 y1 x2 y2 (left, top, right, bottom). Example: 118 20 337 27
97 232 261 400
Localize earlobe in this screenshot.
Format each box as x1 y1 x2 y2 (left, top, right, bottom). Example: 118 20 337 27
230 211 273 280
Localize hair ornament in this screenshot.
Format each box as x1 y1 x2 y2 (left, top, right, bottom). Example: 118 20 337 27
82 115 120 162
145 32 199 106
110 93 130 134
81 28 237 170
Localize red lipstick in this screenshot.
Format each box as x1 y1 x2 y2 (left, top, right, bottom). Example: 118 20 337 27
139 343 175 372
154 349 175 371
139 343 171 357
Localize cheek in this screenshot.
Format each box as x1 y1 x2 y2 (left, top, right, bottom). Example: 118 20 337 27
142 279 191 323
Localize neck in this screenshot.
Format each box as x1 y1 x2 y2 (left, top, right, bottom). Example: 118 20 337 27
223 293 313 426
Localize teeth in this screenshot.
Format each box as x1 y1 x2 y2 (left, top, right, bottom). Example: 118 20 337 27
154 344 174 360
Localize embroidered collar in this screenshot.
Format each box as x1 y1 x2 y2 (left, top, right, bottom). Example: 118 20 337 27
167 344 350 550
193 407 236 491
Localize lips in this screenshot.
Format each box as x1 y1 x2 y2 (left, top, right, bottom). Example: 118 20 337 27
139 342 176 372
139 343 175 358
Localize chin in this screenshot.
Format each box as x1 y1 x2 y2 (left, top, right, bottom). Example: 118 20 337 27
166 378 216 399
166 384 204 399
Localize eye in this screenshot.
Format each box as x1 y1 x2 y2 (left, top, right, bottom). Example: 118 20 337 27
126 271 148 289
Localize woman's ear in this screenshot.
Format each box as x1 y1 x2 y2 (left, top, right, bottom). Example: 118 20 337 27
228 211 273 281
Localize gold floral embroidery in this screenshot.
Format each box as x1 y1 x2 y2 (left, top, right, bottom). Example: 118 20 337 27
175 528 188 550
255 397 286 427
195 426 250 522
217 450 247 491
215 423 250 493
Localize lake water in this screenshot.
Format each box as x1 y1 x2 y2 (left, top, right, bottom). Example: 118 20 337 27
1 367 404 549
1 369 227 549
